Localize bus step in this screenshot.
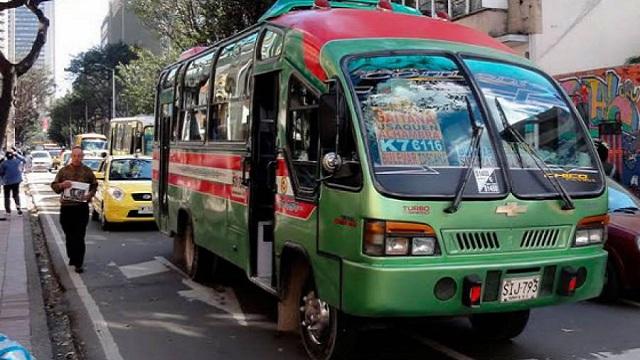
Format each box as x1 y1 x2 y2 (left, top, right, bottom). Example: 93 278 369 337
250 276 277 296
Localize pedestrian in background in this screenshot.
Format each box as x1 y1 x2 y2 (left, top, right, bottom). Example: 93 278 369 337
595 140 617 180
0 149 26 216
50 146 97 273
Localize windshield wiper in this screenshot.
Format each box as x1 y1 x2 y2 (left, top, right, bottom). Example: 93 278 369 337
612 206 640 213
446 97 484 214
495 98 575 210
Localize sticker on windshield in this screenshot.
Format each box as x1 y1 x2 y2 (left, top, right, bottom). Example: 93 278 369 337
474 168 500 193
371 108 449 166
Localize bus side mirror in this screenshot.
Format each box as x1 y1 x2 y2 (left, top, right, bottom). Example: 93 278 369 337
319 78 343 149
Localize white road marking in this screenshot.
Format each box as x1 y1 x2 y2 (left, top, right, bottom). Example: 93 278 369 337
412 336 477 360
619 299 640 308
32 182 125 360
119 259 170 279
155 256 270 327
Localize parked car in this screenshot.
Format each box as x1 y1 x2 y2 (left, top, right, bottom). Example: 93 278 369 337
601 179 640 300
47 149 63 170
61 150 72 167
29 151 53 172
91 155 153 230
82 156 104 173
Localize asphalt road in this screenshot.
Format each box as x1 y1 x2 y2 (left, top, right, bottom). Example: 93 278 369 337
26 171 640 360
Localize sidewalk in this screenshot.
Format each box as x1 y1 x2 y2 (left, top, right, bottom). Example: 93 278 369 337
0 211 31 349
0 189 52 358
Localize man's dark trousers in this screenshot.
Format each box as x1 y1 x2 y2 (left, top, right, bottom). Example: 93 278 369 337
59 203 89 267
3 183 20 213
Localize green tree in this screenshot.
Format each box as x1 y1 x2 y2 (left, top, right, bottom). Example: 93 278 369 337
626 55 640 65
14 69 54 144
65 43 138 122
130 0 274 50
118 47 181 115
48 93 91 146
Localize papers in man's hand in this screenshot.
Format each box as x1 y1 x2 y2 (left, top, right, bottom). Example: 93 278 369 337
62 181 90 202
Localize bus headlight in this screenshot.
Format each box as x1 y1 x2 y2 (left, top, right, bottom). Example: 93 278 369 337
573 215 608 247
108 186 125 201
412 237 438 255
364 220 440 257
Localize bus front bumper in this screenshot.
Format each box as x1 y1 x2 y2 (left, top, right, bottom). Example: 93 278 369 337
340 250 607 317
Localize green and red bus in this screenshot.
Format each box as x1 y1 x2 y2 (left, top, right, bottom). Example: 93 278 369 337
153 1 608 358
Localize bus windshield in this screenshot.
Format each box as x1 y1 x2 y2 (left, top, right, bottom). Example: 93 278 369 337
109 159 152 181
463 58 603 196
81 139 107 151
347 54 504 197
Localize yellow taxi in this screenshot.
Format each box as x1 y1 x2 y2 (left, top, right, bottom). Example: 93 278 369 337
91 155 153 230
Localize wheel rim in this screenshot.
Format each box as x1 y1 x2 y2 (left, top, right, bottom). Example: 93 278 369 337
300 290 331 346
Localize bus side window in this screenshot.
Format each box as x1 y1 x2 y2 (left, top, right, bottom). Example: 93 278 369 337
287 77 319 194
258 29 283 61
181 52 213 142
210 33 257 142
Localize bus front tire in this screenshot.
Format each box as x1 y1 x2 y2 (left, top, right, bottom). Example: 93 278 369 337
299 275 355 360
598 260 620 302
469 310 530 341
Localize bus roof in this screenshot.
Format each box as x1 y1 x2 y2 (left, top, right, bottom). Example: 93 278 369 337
260 0 421 21
269 8 514 80
270 8 513 54
76 133 107 140
110 116 154 126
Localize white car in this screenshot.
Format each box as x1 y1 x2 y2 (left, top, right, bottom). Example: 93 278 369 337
30 151 53 172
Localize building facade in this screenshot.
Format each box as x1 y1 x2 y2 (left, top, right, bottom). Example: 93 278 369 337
101 0 161 54
394 0 640 76
8 2 55 74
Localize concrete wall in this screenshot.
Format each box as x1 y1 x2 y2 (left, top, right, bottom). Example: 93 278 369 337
531 0 640 75
453 9 508 37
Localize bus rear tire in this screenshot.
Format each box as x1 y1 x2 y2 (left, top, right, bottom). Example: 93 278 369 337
179 220 212 282
299 275 356 360
469 310 530 341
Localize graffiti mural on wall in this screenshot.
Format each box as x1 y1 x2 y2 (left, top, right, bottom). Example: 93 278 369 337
556 65 640 188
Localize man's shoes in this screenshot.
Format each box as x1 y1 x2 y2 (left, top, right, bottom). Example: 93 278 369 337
74 266 84 274
17 210 23 215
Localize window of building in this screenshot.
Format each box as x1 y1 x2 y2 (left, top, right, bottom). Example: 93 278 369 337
287 77 319 193
210 32 258 142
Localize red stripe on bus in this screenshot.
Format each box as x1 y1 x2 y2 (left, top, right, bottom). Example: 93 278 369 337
275 194 316 220
168 151 243 171
167 173 248 204
276 158 289 177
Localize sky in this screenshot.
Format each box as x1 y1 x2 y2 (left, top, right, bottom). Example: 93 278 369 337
54 0 111 98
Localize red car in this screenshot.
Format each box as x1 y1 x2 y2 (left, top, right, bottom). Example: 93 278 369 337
601 180 640 300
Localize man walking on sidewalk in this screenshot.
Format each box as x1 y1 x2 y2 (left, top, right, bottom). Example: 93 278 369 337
0 149 26 216
50 146 98 273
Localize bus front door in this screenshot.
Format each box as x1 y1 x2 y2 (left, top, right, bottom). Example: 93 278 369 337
247 71 279 291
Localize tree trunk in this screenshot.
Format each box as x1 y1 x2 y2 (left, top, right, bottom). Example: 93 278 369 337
0 0 51 148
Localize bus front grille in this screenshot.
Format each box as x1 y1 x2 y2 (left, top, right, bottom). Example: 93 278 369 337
455 232 500 251
443 226 571 255
520 229 560 249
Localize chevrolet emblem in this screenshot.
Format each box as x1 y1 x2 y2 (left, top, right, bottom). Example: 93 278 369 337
496 203 528 217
